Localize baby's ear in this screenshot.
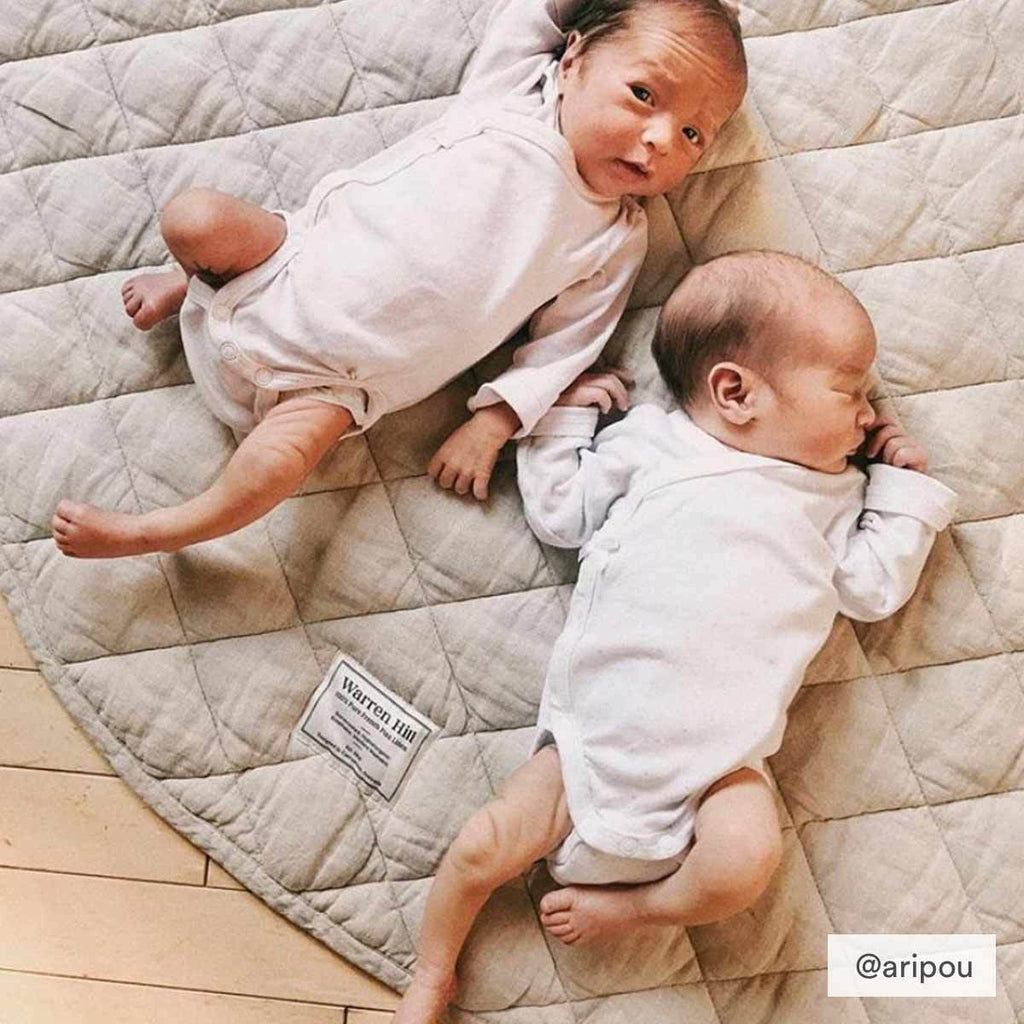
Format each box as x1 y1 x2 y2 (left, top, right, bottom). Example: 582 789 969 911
559 30 583 71
707 362 755 424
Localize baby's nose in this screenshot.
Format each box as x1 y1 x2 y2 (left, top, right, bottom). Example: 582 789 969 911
642 116 673 153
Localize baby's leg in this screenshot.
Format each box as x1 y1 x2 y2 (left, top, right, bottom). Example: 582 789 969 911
122 188 286 330
394 746 572 1024
539 767 782 945
52 397 353 558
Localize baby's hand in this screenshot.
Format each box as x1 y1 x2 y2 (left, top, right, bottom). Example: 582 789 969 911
555 368 632 415
428 404 521 501
864 415 929 472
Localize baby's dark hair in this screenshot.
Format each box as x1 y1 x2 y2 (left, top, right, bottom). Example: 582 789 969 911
561 0 746 82
652 251 861 409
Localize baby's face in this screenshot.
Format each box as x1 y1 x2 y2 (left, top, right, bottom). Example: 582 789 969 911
758 299 878 475
557 10 744 199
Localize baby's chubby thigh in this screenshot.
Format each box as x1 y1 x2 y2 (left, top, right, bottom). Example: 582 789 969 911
161 187 287 282
690 766 784 897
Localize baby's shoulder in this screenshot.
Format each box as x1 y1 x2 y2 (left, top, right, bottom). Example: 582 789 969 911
627 402 671 429
625 402 693 439
596 403 679 455
599 402 667 437
623 402 729 466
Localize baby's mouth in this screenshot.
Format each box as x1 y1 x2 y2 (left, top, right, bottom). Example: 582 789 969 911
615 158 649 181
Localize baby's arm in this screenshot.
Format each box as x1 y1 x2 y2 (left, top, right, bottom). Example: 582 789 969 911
517 370 638 548
427 402 522 500
834 420 957 622
460 0 576 101
430 215 648 499
52 397 354 558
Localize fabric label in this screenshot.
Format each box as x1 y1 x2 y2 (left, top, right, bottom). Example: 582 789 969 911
297 652 437 801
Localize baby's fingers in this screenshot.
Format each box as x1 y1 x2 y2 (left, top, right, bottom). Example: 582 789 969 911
598 372 631 412
865 420 902 459
579 373 629 412
596 365 635 388
568 385 612 413
887 440 928 472
426 449 445 482
472 470 491 501
435 461 459 490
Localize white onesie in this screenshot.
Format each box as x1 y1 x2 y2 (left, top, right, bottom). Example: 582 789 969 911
178 0 648 437
516 404 958 885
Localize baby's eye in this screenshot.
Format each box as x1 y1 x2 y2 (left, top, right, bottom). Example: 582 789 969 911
681 125 701 144
630 85 652 103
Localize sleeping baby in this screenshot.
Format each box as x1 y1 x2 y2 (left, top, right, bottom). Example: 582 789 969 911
393 250 957 1024
51 0 747 558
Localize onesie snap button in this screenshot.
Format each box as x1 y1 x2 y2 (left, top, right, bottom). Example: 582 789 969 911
220 342 238 361
211 303 231 322
254 368 274 387
619 837 638 856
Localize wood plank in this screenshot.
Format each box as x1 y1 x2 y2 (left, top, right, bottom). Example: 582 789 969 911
0 669 113 774
0 867 401 1009
0 766 204 883
0 970 352 1023
207 858 246 890
0 595 35 669
348 1011 396 1023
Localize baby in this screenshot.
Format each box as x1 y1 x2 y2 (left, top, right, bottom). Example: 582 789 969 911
51 0 747 558
393 250 957 1023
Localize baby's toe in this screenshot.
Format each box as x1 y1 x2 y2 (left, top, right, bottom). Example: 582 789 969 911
55 499 82 521
541 910 571 927
540 889 576 916
546 921 575 937
54 533 76 556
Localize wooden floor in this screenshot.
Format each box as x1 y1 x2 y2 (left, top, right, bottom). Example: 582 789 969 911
0 596 400 1023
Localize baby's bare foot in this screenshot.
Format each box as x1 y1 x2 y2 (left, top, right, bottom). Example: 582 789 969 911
52 501 154 559
539 886 640 946
121 268 188 330
393 968 457 1024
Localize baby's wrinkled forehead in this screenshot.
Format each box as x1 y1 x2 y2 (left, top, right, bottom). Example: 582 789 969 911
633 37 738 93
580 0 747 83
644 10 742 69
608 18 747 128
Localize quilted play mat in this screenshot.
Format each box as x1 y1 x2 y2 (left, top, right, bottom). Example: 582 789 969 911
2 0 1023 1020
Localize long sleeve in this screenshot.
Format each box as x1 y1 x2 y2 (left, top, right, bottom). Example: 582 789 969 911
469 211 648 435
460 0 576 101
833 463 958 623
516 405 653 548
